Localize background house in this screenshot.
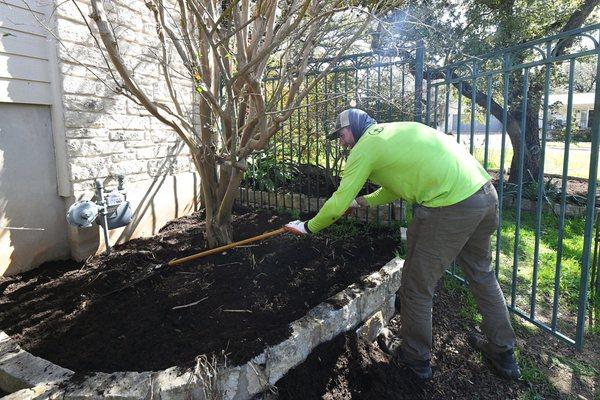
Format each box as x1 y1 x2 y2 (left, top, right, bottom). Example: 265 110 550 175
547 92 595 131
0 0 199 276
443 92 596 146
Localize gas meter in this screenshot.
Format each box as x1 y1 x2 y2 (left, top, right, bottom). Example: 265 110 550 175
66 175 133 254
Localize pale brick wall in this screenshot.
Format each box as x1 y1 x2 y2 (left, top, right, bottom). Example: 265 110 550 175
54 0 200 259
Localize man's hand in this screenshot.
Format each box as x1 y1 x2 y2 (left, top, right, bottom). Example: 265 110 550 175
284 220 308 236
355 196 368 208
344 196 368 216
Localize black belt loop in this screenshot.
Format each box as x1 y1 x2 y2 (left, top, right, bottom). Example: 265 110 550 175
481 180 493 194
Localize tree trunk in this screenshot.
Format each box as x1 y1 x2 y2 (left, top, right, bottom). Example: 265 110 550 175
506 100 542 184
205 217 233 248
201 160 245 248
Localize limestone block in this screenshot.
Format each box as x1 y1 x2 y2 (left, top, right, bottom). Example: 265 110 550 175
57 2 93 24
125 140 156 149
61 372 113 400
59 44 106 68
111 160 147 176
220 360 270 400
63 96 112 113
104 115 151 131
111 152 137 163
147 157 190 177
70 157 111 181
381 294 397 321
61 64 112 82
104 372 153 399
264 315 321 385
110 8 152 32
64 111 105 129
0 349 73 393
72 181 96 193
63 96 127 114
56 18 92 45
1 384 59 400
67 139 125 157
149 130 178 143
239 361 269 399
128 61 161 81
151 367 204 400
356 311 385 342
66 128 110 140
219 366 242 400
109 130 146 142
136 147 171 160
124 173 153 183
62 76 112 96
62 372 154 399
0 332 17 355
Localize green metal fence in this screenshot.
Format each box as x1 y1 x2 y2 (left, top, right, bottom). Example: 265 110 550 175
425 23 599 350
240 48 422 222
239 24 599 350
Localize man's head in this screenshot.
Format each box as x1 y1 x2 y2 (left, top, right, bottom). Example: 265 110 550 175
326 108 377 148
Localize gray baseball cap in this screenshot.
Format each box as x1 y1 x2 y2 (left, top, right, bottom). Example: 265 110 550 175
326 109 352 140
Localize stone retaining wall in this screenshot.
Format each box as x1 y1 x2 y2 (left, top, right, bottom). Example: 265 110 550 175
0 259 404 400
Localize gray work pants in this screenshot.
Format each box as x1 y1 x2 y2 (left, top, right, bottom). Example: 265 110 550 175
399 181 516 361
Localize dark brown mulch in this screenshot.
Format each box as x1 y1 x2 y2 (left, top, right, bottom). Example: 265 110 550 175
0 208 401 374
273 282 545 400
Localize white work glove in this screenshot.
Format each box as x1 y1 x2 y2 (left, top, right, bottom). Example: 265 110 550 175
284 220 308 236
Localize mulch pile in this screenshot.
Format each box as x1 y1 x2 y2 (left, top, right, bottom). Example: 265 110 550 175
0 208 401 373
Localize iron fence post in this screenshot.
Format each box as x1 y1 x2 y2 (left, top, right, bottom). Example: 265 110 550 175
575 43 600 350
414 40 424 122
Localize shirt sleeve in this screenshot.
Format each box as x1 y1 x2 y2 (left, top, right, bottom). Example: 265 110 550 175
307 148 372 233
363 187 399 207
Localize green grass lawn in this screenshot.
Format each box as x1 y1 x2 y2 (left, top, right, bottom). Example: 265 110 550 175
443 204 590 336
494 209 586 309
474 142 596 180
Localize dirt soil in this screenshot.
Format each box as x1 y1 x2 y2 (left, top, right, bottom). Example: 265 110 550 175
0 208 402 373
272 282 558 400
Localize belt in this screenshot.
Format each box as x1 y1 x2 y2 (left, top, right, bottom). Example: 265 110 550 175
476 181 494 194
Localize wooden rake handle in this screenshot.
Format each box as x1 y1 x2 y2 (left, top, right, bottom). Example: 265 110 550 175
167 227 287 267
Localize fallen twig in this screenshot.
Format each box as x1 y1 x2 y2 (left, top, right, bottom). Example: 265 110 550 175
215 262 242 267
172 297 208 310
0 226 45 231
222 309 252 313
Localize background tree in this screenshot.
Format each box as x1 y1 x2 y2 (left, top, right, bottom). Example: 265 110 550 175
84 0 388 246
371 0 599 182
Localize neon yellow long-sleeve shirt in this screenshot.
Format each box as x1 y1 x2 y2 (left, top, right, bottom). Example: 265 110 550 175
306 122 491 233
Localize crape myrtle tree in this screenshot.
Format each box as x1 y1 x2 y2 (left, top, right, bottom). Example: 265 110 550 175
371 0 599 183
85 0 394 246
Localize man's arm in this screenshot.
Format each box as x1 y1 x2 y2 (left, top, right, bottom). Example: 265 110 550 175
306 150 372 233
362 187 398 207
